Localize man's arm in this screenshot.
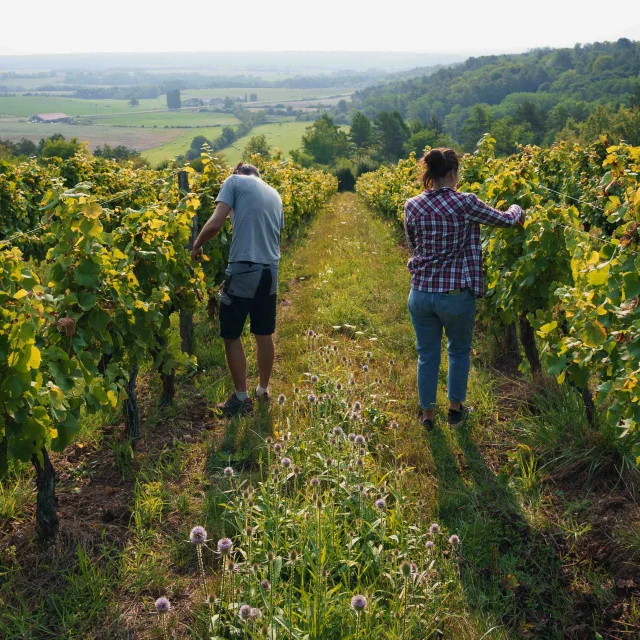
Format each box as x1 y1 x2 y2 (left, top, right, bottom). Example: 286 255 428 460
191 202 231 260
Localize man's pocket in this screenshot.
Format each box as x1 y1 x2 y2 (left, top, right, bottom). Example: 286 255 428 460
224 265 263 299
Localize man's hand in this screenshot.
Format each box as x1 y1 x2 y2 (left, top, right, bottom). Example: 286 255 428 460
191 246 203 262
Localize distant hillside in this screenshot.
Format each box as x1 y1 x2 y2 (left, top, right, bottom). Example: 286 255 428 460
353 39 640 151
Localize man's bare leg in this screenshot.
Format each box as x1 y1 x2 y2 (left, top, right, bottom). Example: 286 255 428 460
224 338 247 393
255 334 275 391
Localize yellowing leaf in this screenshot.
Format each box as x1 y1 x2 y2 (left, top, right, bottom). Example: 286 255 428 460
83 202 103 219
14 289 28 300
580 321 607 348
27 345 41 370
588 264 610 286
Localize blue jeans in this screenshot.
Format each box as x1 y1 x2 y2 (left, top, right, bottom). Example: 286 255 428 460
408 288 476 410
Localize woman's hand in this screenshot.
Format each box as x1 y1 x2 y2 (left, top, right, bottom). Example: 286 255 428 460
518 208 526 227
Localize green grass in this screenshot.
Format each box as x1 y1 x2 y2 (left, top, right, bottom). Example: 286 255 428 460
76 110 240 128
1 194 638 638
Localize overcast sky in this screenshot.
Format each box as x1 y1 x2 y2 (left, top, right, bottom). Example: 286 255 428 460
3 0 639 55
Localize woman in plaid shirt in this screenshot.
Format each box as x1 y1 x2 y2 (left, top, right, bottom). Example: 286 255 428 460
404 148 524 431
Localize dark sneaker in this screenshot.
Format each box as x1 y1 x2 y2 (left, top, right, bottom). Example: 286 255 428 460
216 393 253 417
448 404 472 426
420 416 435 432
254 390 271 404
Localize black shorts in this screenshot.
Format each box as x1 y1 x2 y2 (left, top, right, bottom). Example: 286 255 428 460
219 267 277 339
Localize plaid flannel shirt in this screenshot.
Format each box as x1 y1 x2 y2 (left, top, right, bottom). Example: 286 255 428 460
404 188 523 297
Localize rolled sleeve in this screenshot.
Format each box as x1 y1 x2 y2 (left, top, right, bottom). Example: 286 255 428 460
463 193 522 227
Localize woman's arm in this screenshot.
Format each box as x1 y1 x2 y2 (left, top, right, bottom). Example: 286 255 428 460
464 193 524 228
404 202 417 253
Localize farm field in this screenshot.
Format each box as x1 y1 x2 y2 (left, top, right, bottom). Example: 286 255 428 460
76 110 240 128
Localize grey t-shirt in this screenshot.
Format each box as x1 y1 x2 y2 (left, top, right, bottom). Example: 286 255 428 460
216 174 284 265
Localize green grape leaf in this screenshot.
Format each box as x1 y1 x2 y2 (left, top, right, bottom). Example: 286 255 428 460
580 321 607 348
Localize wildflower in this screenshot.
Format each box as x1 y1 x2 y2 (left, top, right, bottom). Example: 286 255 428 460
349 378 356 386
366 351 372 359
278 394 286 405
351 594 367 611
336 383 343 391
239 604 251 620
449 534 460 546
282 457 292 468
249 607 262 621
354 435 366 445
274 442 282 454
333 426 344 436
375 498 386 510
401 561 412 578
289 550 298 562
266 436 273 444
310 477 320 487
360 447 366 456
56 316 76 337
267 551 275 562
429 523 440 535
348 433 356 442
342 356 348 363
308 394 317 404
217 537 233 555
347 464 354 472
353 401 362 412
311 375 319 383
356 457 364 468
389 359 396 366
224 466 234 478
190 526 207 544
307 329 315 337
390 421 399 430
326 458 334 467
155 596 171 613
426 540 434 550
362 364 369 373
293 465 301 475
294 386 300 394
245 526 255 537
261 579 271 590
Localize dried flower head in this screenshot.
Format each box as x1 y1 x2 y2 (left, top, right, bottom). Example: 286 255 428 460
325 458 334 467
351 594 367 611
56 317 76 337
249 607 262 621
267 551 275 562
449 534 460 546
274 442 282 454
278 394 286 405
224 466 234 478
366 351 372 359
190 526 207 544
333 426 344 436
281 457 292 468
429 523 440 535
356 457 364 468
348 433 356 442
354 435 366 445
401 560 412 577
390 421 399 430
155 597 171 613
311 375 319 383
245 526 255 537
239 604 251 620
353 401 362 412
336 383 343 391
293 465 301 475
261 579 271 590
217 537 233 555
289 549 298 562
426 540 434 550
308 394 317 404
362 365 369 373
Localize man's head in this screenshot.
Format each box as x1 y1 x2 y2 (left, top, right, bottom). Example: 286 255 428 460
233 162 260 177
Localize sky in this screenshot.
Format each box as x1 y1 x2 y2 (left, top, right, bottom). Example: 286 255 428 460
2 0 639 55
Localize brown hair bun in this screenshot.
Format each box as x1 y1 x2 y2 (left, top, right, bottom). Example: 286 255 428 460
422 148 459 189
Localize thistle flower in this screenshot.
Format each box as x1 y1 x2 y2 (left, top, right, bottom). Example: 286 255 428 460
389 359 396 366
449 534 460 546
307 329 315 337
426 540 434 550
155 596 171 613
274 442 282 454
349 378 356 386
217 537 233 555
245 526 255 537
401 560 412 577
348 433 356 442
224 466 234 478
429 523 440 535
281 457 292 468
356 457 364 468
366 351 372 359
390 421 399 430
336 383 343 391
239 604 251 620
190 526 207 544
278 394 286 405
342 356 348 363
333 426 344 436
289 549 298 562
266 436 273 444
354 435 366 445
261 579 271 590
308 394 317 404
249 607 262 621
293 465 301 475
294 386 300 394
375 498 386 509
353 401 362 412
351 594 367 611
267 551 275 562
326 458 334 467
362 364 369 373
311 375 319 383
310 477 320 487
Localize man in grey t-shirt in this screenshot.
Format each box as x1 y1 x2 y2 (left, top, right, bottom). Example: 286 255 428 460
191 162 284 417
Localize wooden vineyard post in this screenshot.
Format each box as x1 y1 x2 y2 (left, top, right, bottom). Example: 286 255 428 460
178 170 198 356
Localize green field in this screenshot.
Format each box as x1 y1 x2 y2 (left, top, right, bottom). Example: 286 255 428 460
139 128 229 165
223 121 312 163
78 110 240 128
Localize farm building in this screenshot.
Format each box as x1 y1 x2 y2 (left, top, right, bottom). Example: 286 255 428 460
30 112 70 123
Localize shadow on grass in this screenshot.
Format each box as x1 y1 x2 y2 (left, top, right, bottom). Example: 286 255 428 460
428 424 572 639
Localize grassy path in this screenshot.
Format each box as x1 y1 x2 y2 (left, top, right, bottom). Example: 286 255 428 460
2 194 638 639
